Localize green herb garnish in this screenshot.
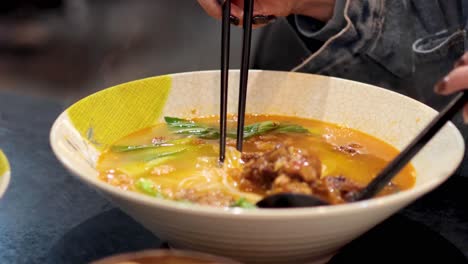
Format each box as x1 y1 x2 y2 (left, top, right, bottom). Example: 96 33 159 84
275 124 310 133
231 197 256 209
131 145 189 162
135 178 163 198
164 117 220 139
241 121 279 139
111 137 198 153
165 117 310 140
111 144 159 152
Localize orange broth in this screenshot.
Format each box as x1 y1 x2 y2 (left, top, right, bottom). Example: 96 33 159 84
97 115 416 207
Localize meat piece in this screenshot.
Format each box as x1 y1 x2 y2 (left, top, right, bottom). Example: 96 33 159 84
322 175 364 203
252 135 282 151
348 143 363 149
239 144 365 205
99 170 134 191
241 152 262 162
151 136 166 145
270 174 313 195
247 134 294 152
174 189 235 207
254 140 277 151
325 175 362 192
240 144 322 191
334 143 364 156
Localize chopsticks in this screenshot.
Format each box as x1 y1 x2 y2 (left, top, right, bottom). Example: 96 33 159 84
219 0 255 162
236 0 255 152
219 0 231 162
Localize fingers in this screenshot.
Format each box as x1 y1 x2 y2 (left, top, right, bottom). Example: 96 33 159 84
454 52 468 68
197 0 244 26
227 3 245 27
197 0 222 19
434 65 468 95
198 0 278 29
435 52 468 123
232 0 281 29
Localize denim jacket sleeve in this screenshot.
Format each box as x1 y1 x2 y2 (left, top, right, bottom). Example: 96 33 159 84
293 0 347 42
254 0 466 99
292 0 463 75
287 1 412 77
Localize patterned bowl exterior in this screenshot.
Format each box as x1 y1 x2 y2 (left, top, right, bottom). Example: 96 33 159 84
50 70 465 264
0 150 10 199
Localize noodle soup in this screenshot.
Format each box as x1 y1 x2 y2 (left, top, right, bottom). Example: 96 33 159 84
97 115 416 208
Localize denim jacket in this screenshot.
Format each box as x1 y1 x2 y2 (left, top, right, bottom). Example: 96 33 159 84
253 0 468 175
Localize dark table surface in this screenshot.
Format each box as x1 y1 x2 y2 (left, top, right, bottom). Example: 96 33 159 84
0 91 467 264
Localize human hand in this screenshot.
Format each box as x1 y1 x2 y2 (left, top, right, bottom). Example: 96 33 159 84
197 0 336 28
435 52 468 123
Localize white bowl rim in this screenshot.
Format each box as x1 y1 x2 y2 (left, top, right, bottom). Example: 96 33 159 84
50 70 466 219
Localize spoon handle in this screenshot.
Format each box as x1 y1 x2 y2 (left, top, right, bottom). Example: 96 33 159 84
355 91 467 201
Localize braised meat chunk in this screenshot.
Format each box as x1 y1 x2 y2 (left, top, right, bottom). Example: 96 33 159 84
240 144 364 204
240 144 321 194
321 175 364 204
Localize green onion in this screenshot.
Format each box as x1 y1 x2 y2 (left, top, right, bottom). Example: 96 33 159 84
164 117 199 128
111 144 159 152
242 121 279 139
135 178 163 198
165 117 220 139
275 124 310 133
132 145 189 162
231 197 256 209
111 138 198 153
164 117 311 140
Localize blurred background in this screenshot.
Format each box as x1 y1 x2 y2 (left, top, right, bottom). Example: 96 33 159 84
0 0 264 103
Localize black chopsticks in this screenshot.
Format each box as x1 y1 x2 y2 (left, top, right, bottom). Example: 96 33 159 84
219 0 255 163
219 0 231 162
235 0 255 152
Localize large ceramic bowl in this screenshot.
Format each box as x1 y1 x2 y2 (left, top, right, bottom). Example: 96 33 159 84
50 71 465 264
0 149 10 199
